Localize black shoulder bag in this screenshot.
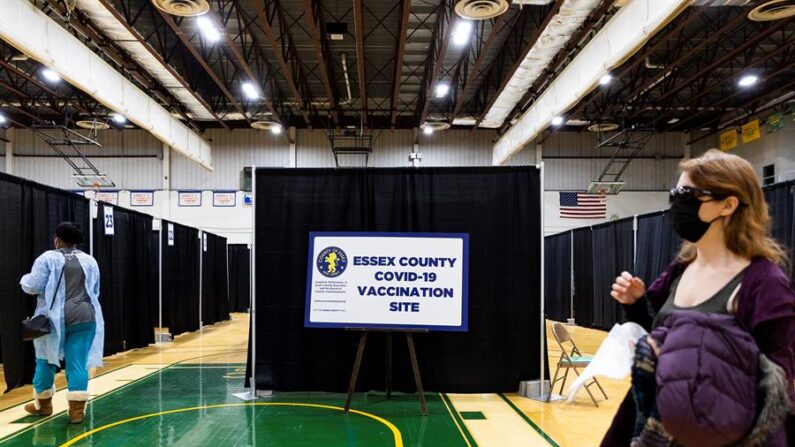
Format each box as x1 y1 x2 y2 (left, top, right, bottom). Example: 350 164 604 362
21 266 65 341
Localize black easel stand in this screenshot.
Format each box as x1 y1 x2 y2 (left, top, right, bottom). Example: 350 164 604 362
343 328 429 416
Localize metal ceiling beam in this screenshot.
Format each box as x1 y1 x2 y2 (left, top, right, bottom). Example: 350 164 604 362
157 10 250 121
391 0 412 128
449 12 509 123
249 0 312 127
353 0 368 126
472 0 564 129
95 0 229 130
302 0 340 125
417 1 455 127
206 7 282 125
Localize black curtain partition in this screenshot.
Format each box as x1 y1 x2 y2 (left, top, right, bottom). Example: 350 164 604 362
591 219 634 331
764 181 795 283
0 172 90 391
92 203 157 356
228 244 251 312
635 211 682 286
544 231 571 322
572 227 595 328
201 232 230 326
249 166 542 393
161 220 201 335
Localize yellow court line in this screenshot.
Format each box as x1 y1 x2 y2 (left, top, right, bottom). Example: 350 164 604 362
59 402 403 447
439 393 473 447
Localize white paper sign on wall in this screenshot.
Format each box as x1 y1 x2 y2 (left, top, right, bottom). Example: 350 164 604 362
178 191 202 207
213 191 236 207
130 191 154 207
96 191 119 205
203 233 208 252
152 218 161 231
103 205 115 236
168 223 175 246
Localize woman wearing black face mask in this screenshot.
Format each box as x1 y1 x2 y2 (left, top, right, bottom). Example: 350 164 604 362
600 149 795 446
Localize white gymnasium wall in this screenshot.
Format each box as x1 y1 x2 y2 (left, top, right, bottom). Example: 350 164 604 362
3 127 696 240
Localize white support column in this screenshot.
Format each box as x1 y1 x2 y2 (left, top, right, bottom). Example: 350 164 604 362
535 142 542 165
162 143 171 220
288 127 297 168
684 143 692 161
5 128 14 175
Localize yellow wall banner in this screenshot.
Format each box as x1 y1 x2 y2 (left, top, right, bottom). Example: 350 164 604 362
741 119 761 143
719 129 738 151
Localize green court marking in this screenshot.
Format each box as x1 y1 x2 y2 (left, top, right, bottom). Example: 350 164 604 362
2 366 472 447
460 411 486 420
10 415 40 424
497 393 560 447
440 393 479 447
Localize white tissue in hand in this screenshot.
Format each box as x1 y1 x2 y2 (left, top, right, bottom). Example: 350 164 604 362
565 322 647 403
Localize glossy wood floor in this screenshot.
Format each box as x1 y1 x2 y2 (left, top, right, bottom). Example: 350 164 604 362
0 314 626 446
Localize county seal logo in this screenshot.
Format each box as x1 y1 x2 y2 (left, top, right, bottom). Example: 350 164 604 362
316 246 348 278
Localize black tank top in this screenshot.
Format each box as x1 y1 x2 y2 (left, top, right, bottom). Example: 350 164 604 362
652 268 745 329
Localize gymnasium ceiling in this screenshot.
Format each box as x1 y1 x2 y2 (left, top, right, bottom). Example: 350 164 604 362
0 0 793 144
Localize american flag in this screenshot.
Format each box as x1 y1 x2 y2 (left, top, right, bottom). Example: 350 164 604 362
559 192 607 219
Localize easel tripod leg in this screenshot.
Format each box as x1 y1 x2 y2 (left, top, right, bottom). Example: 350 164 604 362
406 333 428 416
345 332 368 412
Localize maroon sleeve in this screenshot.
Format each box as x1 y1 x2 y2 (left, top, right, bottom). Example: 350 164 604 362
741 264 795 402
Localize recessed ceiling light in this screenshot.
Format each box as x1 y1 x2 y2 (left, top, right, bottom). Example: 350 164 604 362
242 82 259 100
111 113 127 124
196 16 221 43
551 116 564 126
667 118 680 124
738 74 759 87
452 20 473 46
434 82 450 99
599 74 612 86
41 68 61 83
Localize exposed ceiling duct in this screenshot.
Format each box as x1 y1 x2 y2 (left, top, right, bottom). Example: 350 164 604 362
478 0 603 129
74 0 217 121
493 0 689 164
0 0 213 170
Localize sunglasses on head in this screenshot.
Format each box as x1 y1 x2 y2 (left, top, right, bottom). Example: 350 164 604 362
668 186 726 203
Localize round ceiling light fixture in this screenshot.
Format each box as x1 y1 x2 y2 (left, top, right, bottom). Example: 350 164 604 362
76 120 111 130
587 122 620 132
454 0 509 20
251 120 281 132
748 0 795 21
421 121 451 134
151 0 210 17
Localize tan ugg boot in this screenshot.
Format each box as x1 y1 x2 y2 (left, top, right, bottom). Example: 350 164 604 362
67 391 89 424
24 387 54 416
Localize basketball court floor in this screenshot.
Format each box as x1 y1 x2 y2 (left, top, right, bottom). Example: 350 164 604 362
0 315 628 446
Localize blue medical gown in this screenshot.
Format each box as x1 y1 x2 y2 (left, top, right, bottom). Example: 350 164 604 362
20 250 105 368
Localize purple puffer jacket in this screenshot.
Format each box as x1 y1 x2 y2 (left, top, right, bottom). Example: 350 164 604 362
652 312 760 446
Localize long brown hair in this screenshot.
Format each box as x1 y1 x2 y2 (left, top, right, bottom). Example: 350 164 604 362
677 149 788 266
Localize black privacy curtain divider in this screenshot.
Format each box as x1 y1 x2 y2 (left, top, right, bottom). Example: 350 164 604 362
764 181 795 283
0 172 90 391
228 244 251 312
249 167 542 393
635 211 681 286
201 232 230 326
93 203 156 355
591 219 634 331
544 231 571 322
161 220 200 335
572 227 594 328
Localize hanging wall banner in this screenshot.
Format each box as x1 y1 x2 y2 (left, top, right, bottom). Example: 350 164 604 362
95 191 119 205
168 223 175 246
766 112 784 134
719 130 738 151
103 205 115 236
130 191 154 207
213 191 236 207
178 191 202 207
305 232 469 331
741 119 761 143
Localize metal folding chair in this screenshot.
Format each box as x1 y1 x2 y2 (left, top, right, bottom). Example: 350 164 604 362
547 322 608 406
